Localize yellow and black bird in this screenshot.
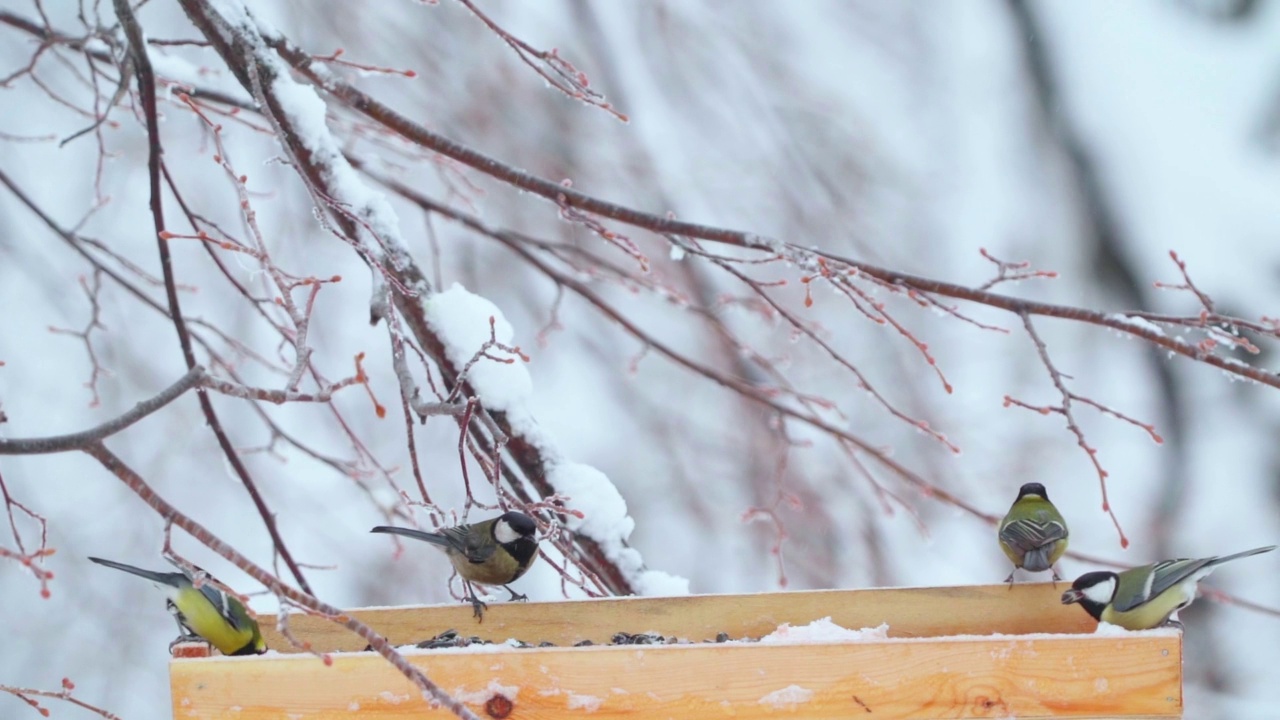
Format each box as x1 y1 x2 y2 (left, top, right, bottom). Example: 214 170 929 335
89 556 266 656
997 482 1069 583
1061 545 1276 630
371 511 539 620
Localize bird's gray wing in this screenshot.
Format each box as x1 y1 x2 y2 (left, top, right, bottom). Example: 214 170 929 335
1111 558 1210 613
195 581 246 632
439 525 496 564
168 558 246 633
999 518 1068 552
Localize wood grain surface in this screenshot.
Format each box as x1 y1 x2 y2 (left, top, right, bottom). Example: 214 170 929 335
169 584 1182 718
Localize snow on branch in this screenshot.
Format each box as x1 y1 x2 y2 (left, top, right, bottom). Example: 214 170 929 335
129 0 1280 567
425 284 690 596
255 35 1280 393
114 0 318 597
249 20 1280 549
179 0 678 598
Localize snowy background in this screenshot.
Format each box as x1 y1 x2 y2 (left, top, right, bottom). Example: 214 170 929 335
2 1 1280 718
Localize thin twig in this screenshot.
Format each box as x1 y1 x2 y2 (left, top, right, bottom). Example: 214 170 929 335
0 366 204 455
1014 312 1130 547
1 679 123 720
113 0 313 596
82 442 481 720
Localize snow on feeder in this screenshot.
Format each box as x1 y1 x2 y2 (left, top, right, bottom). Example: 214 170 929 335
169 582 1181 719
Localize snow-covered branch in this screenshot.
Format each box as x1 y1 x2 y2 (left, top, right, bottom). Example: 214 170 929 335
177 0 678 599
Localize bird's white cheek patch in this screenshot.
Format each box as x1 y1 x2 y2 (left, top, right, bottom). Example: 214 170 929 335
1082 579 1116 605
494 520 520 544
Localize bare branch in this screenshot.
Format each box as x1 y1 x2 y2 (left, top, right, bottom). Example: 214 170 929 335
263 31 1280 393
0 366 204 455
46 270 109 408
0 468 54 597
1008 312 1150 547
977 247 1059 291
455 0 627 121
1 679 123 720
81 442 481 720
177 0 639 595
113 0 313 596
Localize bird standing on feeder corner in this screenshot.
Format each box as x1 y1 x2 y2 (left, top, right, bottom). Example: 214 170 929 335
88 556 266 656
371 510 539 621
997 482 1069 583
1061 545 1276 630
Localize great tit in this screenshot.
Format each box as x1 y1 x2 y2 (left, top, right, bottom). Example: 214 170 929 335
371 510 539 620
88 556 266 656
1061 545 1277 630
997 482 1069 582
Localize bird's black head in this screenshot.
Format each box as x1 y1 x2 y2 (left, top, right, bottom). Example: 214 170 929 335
493 511 537 543
1016 482 1049 501
1060 570 1118 622
492 511 539 568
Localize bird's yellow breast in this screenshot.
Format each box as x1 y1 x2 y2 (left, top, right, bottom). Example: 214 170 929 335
446 547 532 585
1100 584 1195 630
173 587 258 656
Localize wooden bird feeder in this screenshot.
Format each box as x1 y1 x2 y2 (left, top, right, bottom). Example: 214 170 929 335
169 583 1182 719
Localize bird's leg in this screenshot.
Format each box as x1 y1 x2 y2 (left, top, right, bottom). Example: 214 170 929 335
165 601 204 650
462 580 488 622
504 585 528 602
1050 562 1064 587
1004 569 1016 588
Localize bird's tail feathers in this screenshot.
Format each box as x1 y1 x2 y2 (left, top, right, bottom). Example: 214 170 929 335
1210 545 1277 567
1021 547 1053 573
88 557 185 587
370 526 449 547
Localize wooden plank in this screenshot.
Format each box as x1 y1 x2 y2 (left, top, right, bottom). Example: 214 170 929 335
170 633 1182 719
256 583 1095 653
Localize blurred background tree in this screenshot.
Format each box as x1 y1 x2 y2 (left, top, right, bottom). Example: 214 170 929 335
2 1 1279 718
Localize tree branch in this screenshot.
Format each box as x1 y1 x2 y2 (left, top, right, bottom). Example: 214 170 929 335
263 27 1280 392
176 0 639 595
112 0 313 596
80 442 480 720
0 366 204 455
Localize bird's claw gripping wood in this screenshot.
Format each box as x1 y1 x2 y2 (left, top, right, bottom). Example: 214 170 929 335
467 592 489 622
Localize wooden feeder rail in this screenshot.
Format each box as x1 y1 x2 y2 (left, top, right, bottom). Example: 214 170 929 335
170 583 1183 719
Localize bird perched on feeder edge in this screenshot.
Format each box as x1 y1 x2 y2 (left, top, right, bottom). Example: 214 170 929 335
1061 545 1276 630
371 510 539 621
998 482 1069 583
88 556 266 656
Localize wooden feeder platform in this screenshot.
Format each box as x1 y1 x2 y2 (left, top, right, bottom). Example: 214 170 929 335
169 583 1182 719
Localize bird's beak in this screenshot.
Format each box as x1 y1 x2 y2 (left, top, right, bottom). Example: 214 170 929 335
1060 589 1083 605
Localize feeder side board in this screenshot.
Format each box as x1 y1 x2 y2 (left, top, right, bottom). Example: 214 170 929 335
170 633 1181 719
